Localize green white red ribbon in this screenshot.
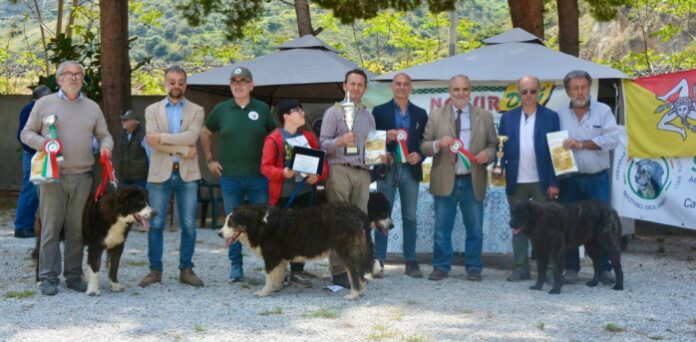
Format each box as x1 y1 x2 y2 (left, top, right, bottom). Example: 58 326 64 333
41 139 62 180
448 139 477 172
395 129 409 163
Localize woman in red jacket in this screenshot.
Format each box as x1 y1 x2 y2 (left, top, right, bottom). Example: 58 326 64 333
260 99 328 287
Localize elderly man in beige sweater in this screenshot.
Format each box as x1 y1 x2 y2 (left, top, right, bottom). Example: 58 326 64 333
21 60 113 296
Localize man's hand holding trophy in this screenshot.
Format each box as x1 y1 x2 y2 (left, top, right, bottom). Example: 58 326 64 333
491 135 508 187
341 91 359 155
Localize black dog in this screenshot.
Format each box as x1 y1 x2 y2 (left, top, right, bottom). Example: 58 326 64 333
218 201 383 300
509 200 624 294
83 186 154 295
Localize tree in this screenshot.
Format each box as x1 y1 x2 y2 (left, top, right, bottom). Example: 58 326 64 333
100 0 132 142
177 0 457 40
507 0 544 39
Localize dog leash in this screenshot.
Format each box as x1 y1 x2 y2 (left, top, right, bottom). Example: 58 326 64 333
94 153 118 202
284 177 316 208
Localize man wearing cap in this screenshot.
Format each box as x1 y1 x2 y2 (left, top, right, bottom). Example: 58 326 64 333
319 68 376 287
139 65 205 288
21 60 113 296
115 109 149 190
201 66 275 282
14 85 51 239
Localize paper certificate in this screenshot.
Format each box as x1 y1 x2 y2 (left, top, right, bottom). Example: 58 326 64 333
290 146 325 175
547 130 578 176
365 130 387 165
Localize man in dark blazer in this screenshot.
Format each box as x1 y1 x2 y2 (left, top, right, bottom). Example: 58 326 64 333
372 73 428 278
421 75 497 282
497 75 560 282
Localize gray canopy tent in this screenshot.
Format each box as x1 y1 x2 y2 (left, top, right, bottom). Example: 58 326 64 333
375 28 627 82
187 35 373 104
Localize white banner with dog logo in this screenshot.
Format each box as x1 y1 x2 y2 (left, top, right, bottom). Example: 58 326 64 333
611 126 696 230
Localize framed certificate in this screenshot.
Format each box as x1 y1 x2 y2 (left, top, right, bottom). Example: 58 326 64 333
290 146 325 175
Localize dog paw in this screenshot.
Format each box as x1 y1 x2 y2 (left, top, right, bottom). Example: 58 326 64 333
110 282 125 292
254 290 272 297
529 285 543 291
343 291 360 300
612 284 624 291
548 288 561 294
86 290 100 296
585 280 599 287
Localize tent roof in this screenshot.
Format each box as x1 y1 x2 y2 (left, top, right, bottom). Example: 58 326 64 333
482 27 544 45
187 35 373 102
375 28 627 82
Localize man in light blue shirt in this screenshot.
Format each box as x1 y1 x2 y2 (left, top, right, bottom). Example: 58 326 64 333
556 70 619 285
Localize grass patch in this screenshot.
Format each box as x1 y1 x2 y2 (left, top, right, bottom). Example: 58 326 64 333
368 324 398 341
406 299 419 305
649 336 664 340
194 324 204 332
305 307 338 319
656 237 665 243
391 308 404 321
605 323 625 333
246 278 263 286
4 290 36 299
536 322 545 331
402 335 430 342
126 261 148 267
241 283 250 289
460 308 474 314
657 246 666 254
259 306 283 316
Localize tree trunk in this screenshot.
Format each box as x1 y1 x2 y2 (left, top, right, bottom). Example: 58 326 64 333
66 0 78 39
294 0 313 36
56 0 64 37
448 9 458 56
100 0 132 145
557 0 579 56
507 0 544 40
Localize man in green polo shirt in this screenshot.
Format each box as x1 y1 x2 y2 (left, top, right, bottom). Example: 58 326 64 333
201 66 275 282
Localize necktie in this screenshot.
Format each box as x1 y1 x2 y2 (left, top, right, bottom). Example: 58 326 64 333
455 109 463 139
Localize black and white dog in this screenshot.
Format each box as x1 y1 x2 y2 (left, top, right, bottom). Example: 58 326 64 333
82 186 154 296
218 192 393 300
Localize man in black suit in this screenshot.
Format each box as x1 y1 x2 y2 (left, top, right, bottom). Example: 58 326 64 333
372 73 428 278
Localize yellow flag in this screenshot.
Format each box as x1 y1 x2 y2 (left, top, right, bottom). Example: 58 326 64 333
624 75 696 158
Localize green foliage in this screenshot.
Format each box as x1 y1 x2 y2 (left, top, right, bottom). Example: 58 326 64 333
585 0 632 21
177 0 266 40
41 32 102 101
312 0 457 23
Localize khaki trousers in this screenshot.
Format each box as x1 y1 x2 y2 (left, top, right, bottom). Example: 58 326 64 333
325 165 371 275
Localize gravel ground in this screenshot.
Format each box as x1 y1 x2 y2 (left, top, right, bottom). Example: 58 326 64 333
1 207 695 342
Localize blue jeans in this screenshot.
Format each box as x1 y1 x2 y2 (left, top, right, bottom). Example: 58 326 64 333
432 176 483 273
375 164 419 262
146 172 198 271
119 179 147 190
15 151 38 233
219 176 269 267
559 170 612 272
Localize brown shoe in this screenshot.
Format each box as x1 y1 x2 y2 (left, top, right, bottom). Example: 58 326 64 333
404 261 423 278
139 270 162 288
428 268 448 281
179 268 204 287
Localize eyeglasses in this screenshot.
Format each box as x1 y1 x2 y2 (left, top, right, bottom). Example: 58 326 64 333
230 79 251 85
60 72 83 80
288 108 304 115
520 89 538 96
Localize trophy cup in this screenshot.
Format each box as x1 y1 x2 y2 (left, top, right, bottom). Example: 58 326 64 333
491 135 508 186
341 91 359 155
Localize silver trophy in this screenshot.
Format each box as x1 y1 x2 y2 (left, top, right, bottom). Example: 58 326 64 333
341 91 358 155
